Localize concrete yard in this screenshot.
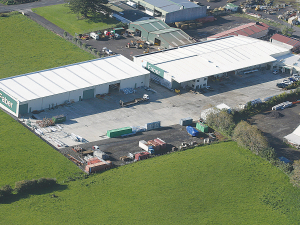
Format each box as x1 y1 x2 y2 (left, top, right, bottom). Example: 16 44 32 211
23 69 291 148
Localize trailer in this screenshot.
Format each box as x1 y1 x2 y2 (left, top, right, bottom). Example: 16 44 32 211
120 94 149 107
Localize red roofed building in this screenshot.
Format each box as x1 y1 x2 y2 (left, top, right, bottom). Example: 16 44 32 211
270 33 300 51
207 22 269 40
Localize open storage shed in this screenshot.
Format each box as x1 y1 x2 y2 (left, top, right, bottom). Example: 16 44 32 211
133 35 290 90
0 55 150 117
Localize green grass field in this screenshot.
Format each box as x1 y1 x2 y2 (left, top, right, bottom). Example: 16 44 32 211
0 111 82 187
0 13 95 78
1 142 300 224
33 4 120 35
0 13 92 186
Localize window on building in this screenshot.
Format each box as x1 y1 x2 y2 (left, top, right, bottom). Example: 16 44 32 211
192 84 194 87
204 78 207 81
203 84 206 86
197 80 199 82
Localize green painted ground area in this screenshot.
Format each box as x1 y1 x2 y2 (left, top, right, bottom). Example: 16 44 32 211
1 142 300 224
33 4 120 35
0 13 95 78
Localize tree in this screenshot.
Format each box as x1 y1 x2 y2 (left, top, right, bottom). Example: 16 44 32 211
206 110 235 136
281 26 294 37
233 121 268 155
66 0 111 18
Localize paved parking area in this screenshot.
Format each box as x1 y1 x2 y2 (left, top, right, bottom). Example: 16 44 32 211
251 104 300 161
23 70 291 148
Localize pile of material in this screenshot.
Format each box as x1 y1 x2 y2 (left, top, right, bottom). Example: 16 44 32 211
267 111 283 118
36 118 55 127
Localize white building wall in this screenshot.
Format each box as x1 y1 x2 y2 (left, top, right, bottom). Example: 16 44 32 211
95 84 109 95
69 89 83 102
41 93 69 109
120 76 149 89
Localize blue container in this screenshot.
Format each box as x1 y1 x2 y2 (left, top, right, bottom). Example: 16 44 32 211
186 126 199 137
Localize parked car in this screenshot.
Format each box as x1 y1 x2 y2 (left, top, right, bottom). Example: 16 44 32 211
273 69 279 74
276 83 288 88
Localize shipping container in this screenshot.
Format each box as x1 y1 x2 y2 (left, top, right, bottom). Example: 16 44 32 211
196 122 208 133
135 152 150 161
180 117 193 126
52 115 66 124
154 138 166 149
145 121 161 130
85 160 112 173
186 126 199 137
107 127 132 138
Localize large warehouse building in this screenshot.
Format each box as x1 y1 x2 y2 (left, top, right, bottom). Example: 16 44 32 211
0 55 150 117
133 36 290 90
130 0 206 23
128 19 195 48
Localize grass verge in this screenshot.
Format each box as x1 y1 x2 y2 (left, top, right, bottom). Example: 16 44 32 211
32 4 120 35
1 142 300 224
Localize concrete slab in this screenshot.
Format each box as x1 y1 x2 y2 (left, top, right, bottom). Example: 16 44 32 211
21 69 292 148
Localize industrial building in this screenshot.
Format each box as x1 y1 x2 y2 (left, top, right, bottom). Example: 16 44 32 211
129 0 206 23
270 34 300 50
207 22 269 40
133 35 290 90
0 55 150 117
128 19 195 48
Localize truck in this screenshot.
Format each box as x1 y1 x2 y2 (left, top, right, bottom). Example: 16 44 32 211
90 32 99 40
139 140 155 154
120 94 149 107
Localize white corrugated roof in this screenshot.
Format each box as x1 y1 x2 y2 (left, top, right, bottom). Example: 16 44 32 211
284 125 300 145
0 55 149 103
134 36 290 83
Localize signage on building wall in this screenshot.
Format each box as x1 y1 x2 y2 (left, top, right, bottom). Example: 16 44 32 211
146 62 164 78
0 89 17 113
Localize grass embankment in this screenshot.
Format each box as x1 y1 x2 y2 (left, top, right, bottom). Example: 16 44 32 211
1 142 300 224
33 4 120 35
0 13 95 78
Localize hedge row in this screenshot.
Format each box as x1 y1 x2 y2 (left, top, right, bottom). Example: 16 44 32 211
0 177 57 198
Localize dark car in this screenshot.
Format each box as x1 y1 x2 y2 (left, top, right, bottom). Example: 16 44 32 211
276 83 288 88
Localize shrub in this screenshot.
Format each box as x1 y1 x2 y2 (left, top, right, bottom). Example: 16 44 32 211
15 178 57 193
15 179 37 193
233 121 269 155
63 31 67 38
258 147 277 161
276 160 293 174
82 43 87 49
0 185 13 197
37 177 57 188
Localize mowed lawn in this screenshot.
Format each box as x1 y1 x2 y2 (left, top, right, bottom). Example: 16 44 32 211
0 13 92 186
33 4 119 35
1 142 300 224
0 112 82 187
0 13 95 78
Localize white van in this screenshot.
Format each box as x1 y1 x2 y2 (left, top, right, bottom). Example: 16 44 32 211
90 32 99 40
